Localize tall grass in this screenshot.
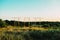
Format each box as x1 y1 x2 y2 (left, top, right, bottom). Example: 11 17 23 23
0 29 60 40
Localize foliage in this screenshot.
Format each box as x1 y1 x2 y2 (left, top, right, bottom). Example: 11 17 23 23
1 30 60 40
0 19 6 27
1 19 60 28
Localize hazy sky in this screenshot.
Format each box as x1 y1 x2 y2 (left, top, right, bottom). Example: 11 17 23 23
0 0 60 21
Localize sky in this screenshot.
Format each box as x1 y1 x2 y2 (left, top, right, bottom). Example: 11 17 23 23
0 0 60 21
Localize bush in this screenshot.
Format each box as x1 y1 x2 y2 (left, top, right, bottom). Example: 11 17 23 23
0 19 6 27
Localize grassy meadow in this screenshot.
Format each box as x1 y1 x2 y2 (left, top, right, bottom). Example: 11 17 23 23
0 26 60 40
0 19 60 40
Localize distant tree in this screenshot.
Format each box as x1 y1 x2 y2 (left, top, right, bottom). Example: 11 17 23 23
4 20 9 26
42 24 49 28
0 19 6 27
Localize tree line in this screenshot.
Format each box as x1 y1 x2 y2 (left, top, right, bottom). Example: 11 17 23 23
0 19 60 28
